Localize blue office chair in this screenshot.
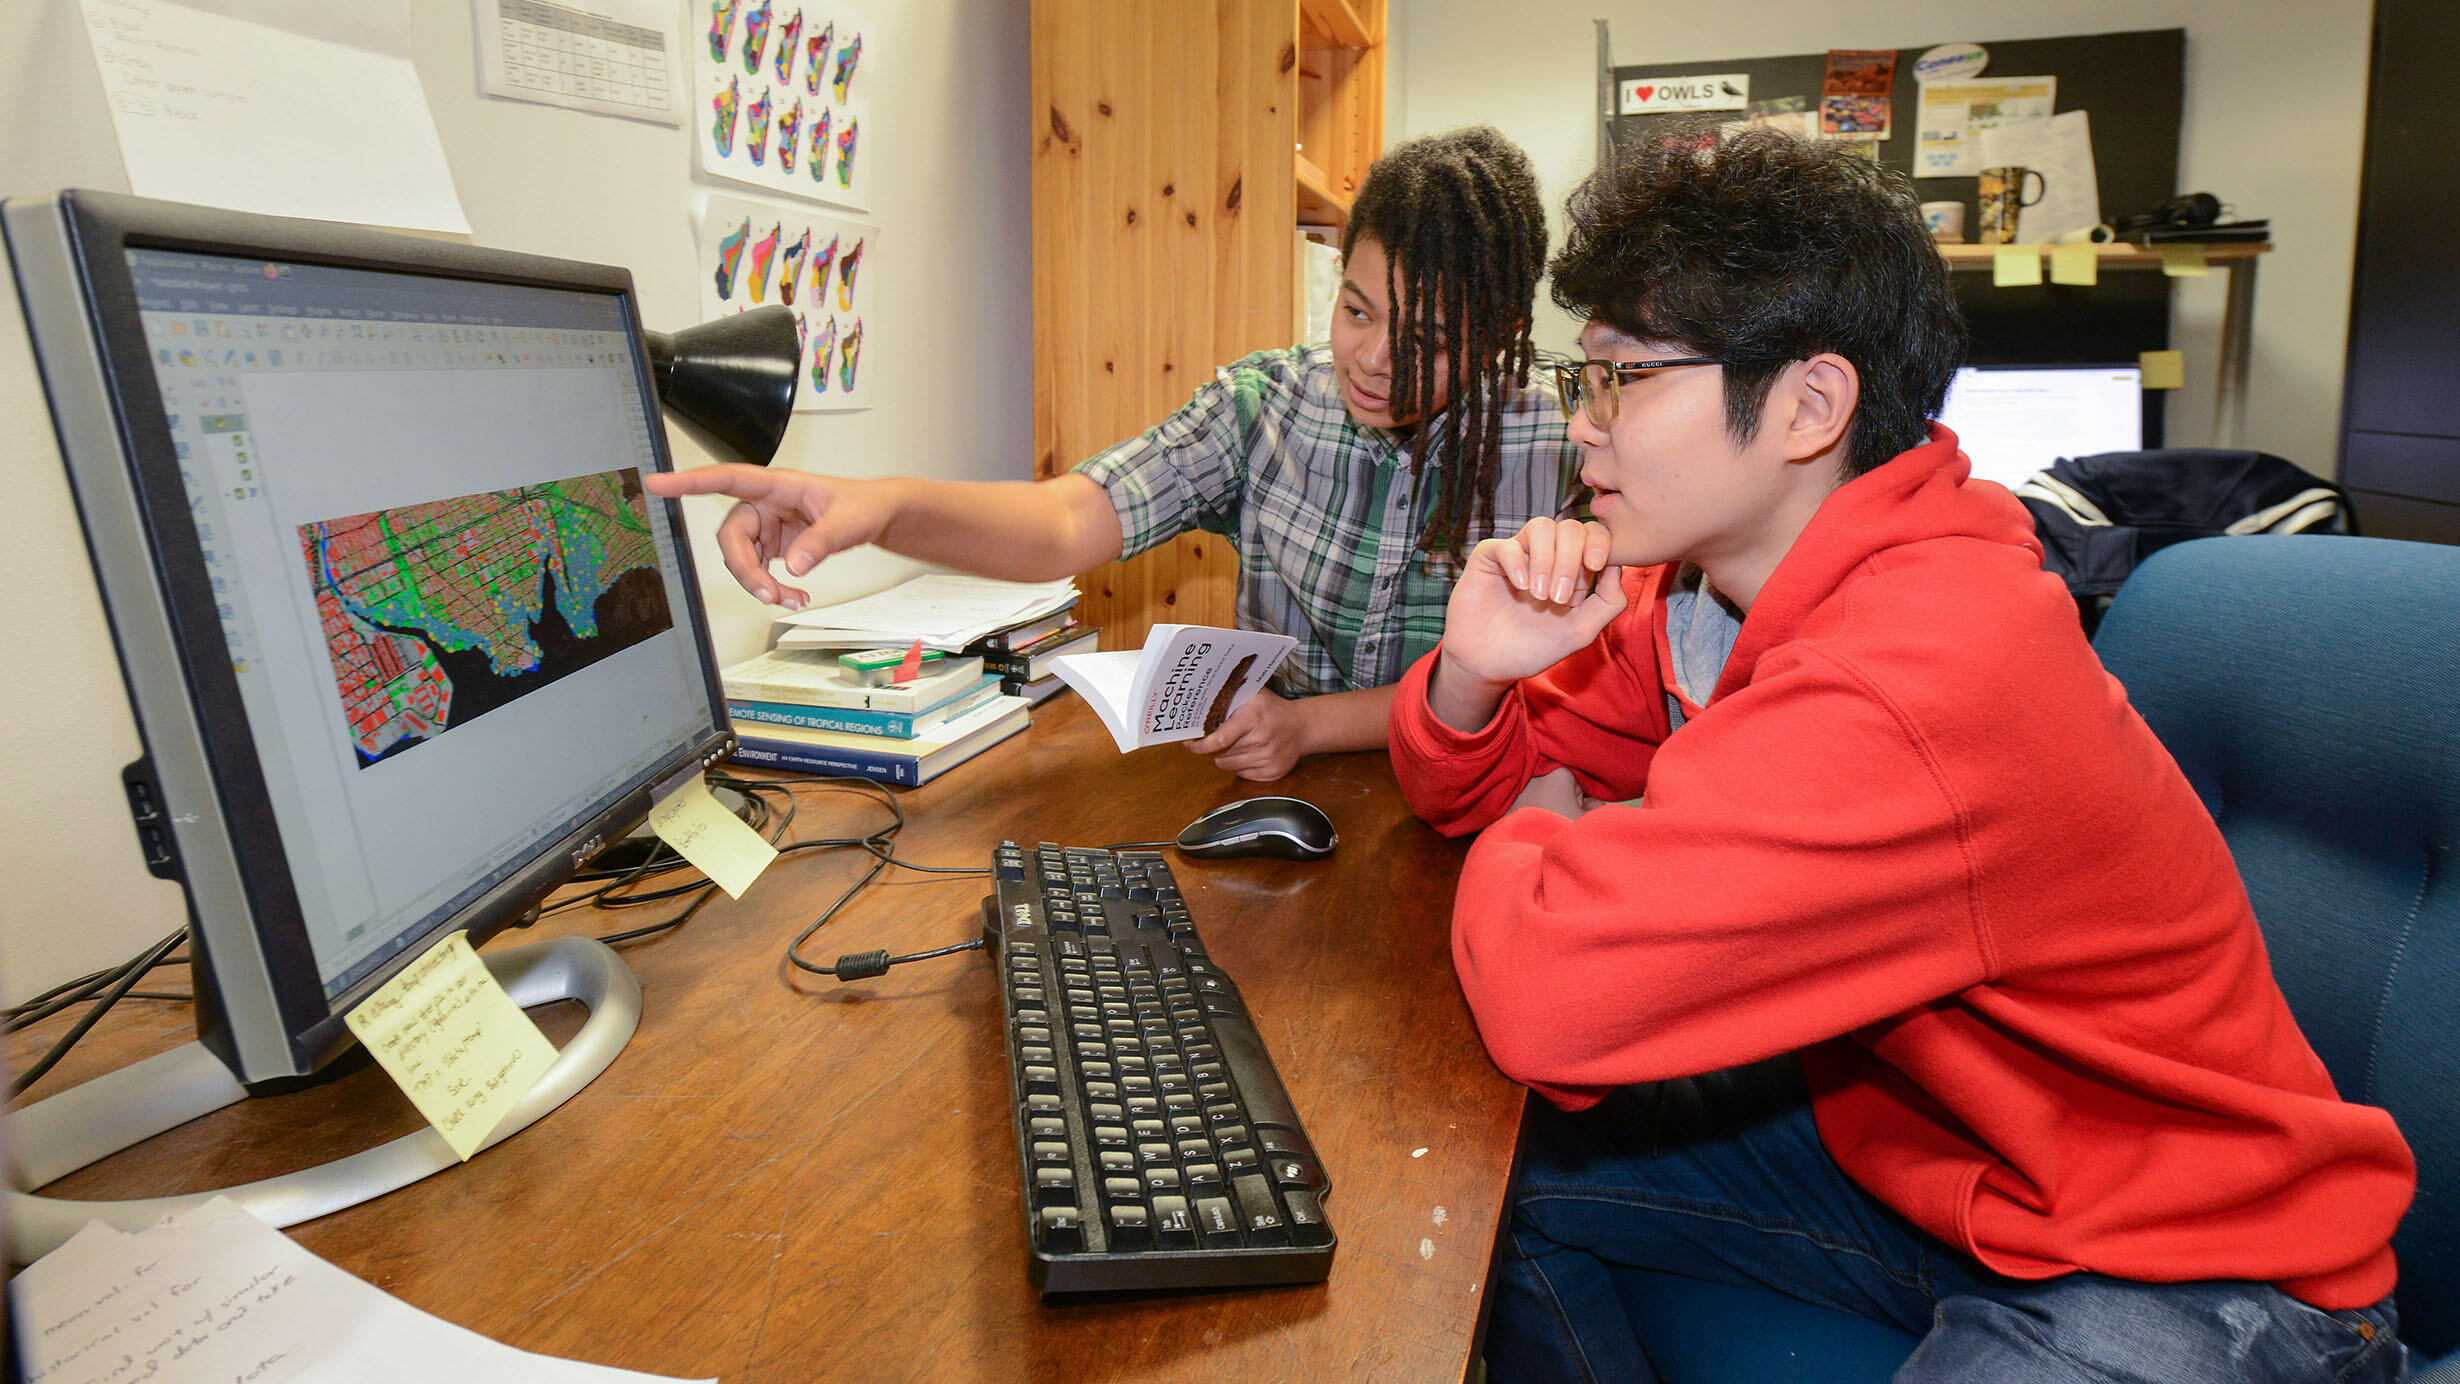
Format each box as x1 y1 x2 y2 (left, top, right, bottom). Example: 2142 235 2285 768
1615 535 2460 1383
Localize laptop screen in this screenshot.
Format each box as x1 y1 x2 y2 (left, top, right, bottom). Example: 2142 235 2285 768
1938 364 2146 489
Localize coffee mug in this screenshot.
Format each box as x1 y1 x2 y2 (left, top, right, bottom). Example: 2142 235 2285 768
1976 166 2048 244
1921 200 1966 243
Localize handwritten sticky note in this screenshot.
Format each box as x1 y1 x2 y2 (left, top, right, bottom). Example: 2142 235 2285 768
2139 349 2186 390
345 932 557 1160
2159 243 2210 277
649 774 777 899
1992 246 2042 287
2050 242 2099 286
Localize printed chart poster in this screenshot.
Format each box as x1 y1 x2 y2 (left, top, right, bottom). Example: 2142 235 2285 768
302 469 672 767
1915 76 2057 178
694 0 873 211
1821 49 1897 140
696 190 880 411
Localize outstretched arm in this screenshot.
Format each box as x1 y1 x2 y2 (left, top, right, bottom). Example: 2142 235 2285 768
643 464 1125 607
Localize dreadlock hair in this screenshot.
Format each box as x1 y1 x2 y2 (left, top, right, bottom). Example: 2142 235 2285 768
1339 126 1547 561
1550 121 1968 479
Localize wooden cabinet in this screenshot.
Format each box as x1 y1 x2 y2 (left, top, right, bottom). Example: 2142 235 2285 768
2339 0 2460 543
1029 0 1385 651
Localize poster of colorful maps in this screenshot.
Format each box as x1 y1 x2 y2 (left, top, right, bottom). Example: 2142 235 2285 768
695 189 879 412
693 0 874 212
301 468 672 766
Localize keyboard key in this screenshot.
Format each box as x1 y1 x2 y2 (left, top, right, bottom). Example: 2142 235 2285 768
1107 1203 1152 1251
1195 1196 1242 1248
1152 1196 1197 1249
1283 1189 1332 1247
1035 1167 1076 1205
1039 1206 1084 1252
1232 1174 1289 1247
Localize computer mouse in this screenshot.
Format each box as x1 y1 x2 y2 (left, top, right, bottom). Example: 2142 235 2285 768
1175 796 1337 861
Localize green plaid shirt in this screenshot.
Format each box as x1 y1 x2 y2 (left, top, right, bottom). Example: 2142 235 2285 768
1075 344 1578 696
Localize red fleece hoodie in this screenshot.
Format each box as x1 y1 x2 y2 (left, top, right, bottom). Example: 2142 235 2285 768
1389 430 2414 1308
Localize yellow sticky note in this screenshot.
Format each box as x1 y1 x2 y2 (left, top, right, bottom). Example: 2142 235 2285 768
2139 350 2185 390
2050 242 2099 286
2159 243 2209 277
1992 246 2042 287
648 774 777 900
344 932 558 1161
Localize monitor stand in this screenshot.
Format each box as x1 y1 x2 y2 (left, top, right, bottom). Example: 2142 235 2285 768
7 935 639 1263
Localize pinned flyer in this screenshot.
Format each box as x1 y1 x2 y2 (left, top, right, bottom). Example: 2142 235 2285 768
344 932 558 1160
648 774 777 899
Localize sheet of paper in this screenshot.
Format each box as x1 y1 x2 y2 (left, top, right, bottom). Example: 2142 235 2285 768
1914 75 2055 177
2050 241 2100 286
75 0 470 233
1992 246 2042 287
344 931 558 1160
2159 243 2211 277
694 0 876 211
17 1197 711 1383
695 190 882 412
475 0 682 125
1978 110 2101 244
772 572 1079 644
2139 349 2186 390
648 774 777 899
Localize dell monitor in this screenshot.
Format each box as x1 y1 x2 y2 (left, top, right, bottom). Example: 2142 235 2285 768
4 190 735 1259
1937 362 2151 490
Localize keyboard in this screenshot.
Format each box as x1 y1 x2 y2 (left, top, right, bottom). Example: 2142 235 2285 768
984 841 1336 1294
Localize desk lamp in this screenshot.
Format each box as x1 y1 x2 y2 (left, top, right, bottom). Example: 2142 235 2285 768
647 302 799 464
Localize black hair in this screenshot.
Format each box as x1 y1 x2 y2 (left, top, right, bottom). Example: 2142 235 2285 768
1341 125 1547 559
1549 121 1967 477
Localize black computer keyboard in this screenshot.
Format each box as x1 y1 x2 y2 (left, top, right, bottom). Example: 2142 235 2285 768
983 841 1335 1294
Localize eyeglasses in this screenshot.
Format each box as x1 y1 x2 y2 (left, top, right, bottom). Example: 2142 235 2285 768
1552 357 1726 428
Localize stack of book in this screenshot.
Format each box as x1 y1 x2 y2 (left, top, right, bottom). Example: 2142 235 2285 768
720 649 1030 786
962 601 1098 704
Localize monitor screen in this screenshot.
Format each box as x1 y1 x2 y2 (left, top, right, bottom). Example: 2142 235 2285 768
8 191 729 1082
1937 364 2146 490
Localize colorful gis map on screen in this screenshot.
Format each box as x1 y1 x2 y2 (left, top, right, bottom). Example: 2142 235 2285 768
301 469 673 767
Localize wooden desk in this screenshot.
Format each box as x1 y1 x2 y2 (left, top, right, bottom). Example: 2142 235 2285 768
10 696 1525 1383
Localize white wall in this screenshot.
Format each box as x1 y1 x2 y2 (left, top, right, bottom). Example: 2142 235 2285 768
0 0 1029 1002
1391 0 2373 476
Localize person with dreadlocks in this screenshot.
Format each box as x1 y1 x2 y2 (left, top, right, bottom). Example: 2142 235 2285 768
649 125 1573 780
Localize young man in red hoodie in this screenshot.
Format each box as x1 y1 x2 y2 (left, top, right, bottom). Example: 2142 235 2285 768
1388 125 2415 1383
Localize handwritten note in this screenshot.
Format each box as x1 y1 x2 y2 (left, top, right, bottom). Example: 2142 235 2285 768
1991 246 2042 288
647 775 777 900
2050 241 2100 286
344 932 556 1160
17 1198 711 1383
2159 243 2211 277
2139 349 2186 391
74 0 470 232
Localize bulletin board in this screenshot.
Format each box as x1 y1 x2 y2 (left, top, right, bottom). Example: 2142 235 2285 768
1606 30 2186 384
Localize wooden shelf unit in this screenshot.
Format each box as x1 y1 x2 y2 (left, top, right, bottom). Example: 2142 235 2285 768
1295 0 1383 228
1030 1 1387 653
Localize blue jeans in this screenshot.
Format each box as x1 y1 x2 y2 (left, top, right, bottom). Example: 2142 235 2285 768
1487 1059 2407 1384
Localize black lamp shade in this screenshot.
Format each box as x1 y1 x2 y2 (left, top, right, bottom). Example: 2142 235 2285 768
644 303 799 465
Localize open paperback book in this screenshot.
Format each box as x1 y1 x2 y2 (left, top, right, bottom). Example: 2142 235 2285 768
1049 624 1297 754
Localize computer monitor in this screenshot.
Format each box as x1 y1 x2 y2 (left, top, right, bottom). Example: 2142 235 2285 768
1937 363 2150 490
4 190 732 1256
